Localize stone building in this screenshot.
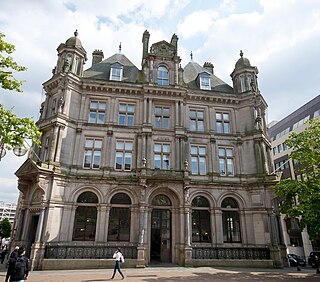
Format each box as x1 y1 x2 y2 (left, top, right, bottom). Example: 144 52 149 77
13 30 281 270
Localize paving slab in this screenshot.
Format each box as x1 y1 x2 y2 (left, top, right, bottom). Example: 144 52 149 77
1 262 320 282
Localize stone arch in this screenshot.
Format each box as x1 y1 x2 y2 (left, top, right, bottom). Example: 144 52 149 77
106 186 137 205
71 186 103 204
217 192 246 210
147 185 180 207
189 190 216 208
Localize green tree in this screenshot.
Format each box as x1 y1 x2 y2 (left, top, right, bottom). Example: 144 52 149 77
274 118 320 240
0 32 41 151
0 218 12 239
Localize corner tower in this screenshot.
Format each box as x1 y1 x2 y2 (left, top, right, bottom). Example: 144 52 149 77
54 30 87 76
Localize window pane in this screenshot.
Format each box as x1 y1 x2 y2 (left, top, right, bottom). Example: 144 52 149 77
224 123 230 133
125 142 132 150
119 115 125 125
190 120 196 131
199 157 206 175
127 105 135 112
218 148 225 157
223 113 229 121
84 151 92 168
92 151 101 168
85 139 93 147
216 122 222 133
127 114 134 126
191 157 198 174
191 146 197 154
227 159 234 176
124 153 131 170
116 141 124 150
190 111 196 119
163 117 169 128
154 144 161 152
115 152 122 169
98 113 105 124
198 120 204 131
163 155 169 170
226 149 233 157
154 154 161 169
98 103 106 110
94 140 102 149
119 104 126 112
163 144 170 152
216 113 222 120
90 102 97 109
155 107 161 115
220 159 226 175
197 111 204 119
89 112 96 123
198 147 205 155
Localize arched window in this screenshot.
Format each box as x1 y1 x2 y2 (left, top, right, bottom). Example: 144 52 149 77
157 66 169 86
192 196 211 242
221 197 241 243
108 193 131 241
73 191 98 241
152 194 171 206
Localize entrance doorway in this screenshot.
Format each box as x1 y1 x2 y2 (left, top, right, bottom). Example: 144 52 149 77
151 209 171 262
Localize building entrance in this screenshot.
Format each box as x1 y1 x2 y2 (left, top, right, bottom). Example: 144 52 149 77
151 209 171 262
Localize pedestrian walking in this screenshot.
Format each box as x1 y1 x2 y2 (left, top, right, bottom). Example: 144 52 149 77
111 248 124 280
5 246 29 282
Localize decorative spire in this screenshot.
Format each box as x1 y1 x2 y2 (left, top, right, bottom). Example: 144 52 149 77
74 29 78 37
240 50 243 57
119 42 122 53
190 51 193 61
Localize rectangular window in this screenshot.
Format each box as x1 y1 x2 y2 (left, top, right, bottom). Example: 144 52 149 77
314 109 320 118
219 147 234 176
277 144 282 153
200 76 210 90
155 106 170 129
216 112 230 133
115 141 133 171
83 138 102 169
118 103 135 126
154 143 170 170
282 142 287 151
110 67 123 81
191 145 206 175
88 101 106 124
272 147 277 156
190 110 204 131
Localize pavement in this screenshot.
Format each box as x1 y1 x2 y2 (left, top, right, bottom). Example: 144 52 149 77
1 262 320 282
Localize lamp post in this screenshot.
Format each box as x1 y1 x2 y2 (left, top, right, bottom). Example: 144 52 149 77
0 141 41 163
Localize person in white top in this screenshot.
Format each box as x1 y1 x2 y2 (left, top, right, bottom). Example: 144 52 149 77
111 248 124 280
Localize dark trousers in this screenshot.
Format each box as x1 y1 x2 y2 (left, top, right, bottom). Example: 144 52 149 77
111 260 124 278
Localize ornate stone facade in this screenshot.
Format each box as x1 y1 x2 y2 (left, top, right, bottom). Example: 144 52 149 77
13 31 283 270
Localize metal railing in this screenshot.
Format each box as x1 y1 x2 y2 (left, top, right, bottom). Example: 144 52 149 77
44 245 137 259
192 247 270 260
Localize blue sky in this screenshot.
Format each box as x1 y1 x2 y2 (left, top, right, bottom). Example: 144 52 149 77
0 0 320 203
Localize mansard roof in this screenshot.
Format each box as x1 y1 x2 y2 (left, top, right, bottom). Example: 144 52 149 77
83 53 139 83
184 61 233 93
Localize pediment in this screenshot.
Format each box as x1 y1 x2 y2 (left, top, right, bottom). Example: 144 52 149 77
15 158 40 178
150 40 176 57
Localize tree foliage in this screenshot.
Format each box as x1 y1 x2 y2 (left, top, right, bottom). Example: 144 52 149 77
0 218 12 239
0 32 41 149
274 118 320 240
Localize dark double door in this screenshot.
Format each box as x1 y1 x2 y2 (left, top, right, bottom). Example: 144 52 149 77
151 209 171 262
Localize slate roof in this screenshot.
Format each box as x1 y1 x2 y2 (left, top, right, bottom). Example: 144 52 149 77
183 61 233 93
83 53 139 83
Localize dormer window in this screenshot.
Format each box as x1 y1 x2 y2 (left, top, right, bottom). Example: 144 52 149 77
198 72 211 90
157 66 169 86
110 62 123 81
200 75 211 90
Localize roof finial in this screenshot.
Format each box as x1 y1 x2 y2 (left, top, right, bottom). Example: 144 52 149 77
74 30 78 37
190 51 193 61
240 50 243 57
119 42 122 53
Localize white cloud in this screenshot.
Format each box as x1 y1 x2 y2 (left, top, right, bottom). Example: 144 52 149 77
177 10 219 39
